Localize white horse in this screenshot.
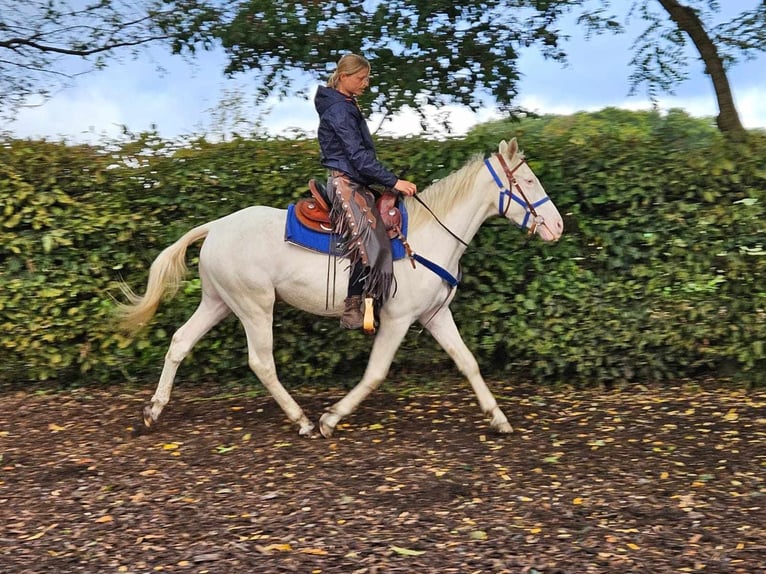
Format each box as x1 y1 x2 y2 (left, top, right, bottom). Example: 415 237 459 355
119 138 563 438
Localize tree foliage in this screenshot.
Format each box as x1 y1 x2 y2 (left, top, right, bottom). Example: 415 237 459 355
2 1 764 137
214 0 765 137
0 0 221 116
217 0 619 120
628 1 766 92
628 0 766 138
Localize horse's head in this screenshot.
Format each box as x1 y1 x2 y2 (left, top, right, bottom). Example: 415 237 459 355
485 138 563 242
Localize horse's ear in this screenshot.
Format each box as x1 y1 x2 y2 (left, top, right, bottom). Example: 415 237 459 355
498 138 518 158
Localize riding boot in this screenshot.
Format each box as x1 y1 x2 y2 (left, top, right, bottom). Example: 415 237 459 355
340 295 364 330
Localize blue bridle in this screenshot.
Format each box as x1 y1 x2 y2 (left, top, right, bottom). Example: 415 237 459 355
484 154 551 233
406 153 552 291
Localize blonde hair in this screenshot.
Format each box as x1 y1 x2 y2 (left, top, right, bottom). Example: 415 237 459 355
327 54 371 88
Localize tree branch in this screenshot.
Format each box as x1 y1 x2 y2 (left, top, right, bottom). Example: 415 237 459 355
0 34 171 56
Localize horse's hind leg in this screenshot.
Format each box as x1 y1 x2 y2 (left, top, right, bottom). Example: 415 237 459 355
240 311 315 437
139 294 230 432
423 308 513 434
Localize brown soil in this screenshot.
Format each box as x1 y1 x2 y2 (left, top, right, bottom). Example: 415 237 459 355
1 379 765 573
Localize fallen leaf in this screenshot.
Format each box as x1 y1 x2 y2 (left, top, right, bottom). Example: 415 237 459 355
25 524 58 540
300 548 329 555
95 515 113 523
262 543 292 553
390 545 425 556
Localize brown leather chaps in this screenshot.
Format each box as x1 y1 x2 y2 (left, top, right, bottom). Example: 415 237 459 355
328 171 393 303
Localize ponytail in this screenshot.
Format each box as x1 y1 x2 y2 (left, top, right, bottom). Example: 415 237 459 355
327 70 341 88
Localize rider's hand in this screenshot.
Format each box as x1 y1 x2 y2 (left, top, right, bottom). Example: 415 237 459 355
394 179 417 196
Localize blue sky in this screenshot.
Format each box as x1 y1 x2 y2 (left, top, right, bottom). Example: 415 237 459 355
6 3 766 144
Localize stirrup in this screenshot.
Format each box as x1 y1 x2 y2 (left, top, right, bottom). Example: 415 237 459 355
363 297 375 335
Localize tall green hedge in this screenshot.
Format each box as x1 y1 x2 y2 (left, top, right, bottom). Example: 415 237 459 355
1 109 764 389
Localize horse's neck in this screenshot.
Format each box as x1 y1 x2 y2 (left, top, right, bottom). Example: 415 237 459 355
408 166 494 264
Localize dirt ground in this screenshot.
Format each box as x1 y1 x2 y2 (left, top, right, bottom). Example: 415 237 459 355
1 378 765 573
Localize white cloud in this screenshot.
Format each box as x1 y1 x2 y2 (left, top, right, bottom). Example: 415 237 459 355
516 89 766 130
12 90 128 144
373 105 502 138
736 87 766 130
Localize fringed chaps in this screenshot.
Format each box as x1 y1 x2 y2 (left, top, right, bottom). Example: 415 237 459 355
329 172 393 303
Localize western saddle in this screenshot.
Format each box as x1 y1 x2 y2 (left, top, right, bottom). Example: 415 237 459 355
295 180 402 238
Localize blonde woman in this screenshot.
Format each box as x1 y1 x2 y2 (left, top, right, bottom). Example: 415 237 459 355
314 53 417 330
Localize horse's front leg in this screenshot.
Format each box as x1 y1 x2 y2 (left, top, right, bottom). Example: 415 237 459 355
319 319 411 438
423 307 513 434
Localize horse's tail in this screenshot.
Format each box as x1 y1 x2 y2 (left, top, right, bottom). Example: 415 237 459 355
117 223 210 333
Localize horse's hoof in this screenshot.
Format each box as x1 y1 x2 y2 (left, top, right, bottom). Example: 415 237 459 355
495 421 513 434
298 422 317 438
489 407 512 434
319 412 337 438
142 406 155 428
132 406 156 437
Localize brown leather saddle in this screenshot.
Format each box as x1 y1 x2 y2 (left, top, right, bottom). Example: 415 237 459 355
295 180 402 238
294 180 333 232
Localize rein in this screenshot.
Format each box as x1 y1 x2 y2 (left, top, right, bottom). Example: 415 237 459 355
412 194 470 248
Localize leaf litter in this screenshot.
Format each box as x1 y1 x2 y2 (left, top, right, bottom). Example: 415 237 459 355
0 379 765 573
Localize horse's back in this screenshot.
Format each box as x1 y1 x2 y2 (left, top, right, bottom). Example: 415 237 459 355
200 205 287 278
213 204 285 229
205 205 286 247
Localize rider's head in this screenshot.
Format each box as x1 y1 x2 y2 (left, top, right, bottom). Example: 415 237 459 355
328 54 371 98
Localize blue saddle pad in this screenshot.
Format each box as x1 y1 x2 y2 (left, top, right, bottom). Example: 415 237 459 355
285 201 408 261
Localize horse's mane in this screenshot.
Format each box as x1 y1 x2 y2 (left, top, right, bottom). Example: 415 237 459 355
404 153 486 230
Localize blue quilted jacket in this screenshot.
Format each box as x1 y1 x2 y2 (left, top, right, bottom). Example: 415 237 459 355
314 85 398 189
